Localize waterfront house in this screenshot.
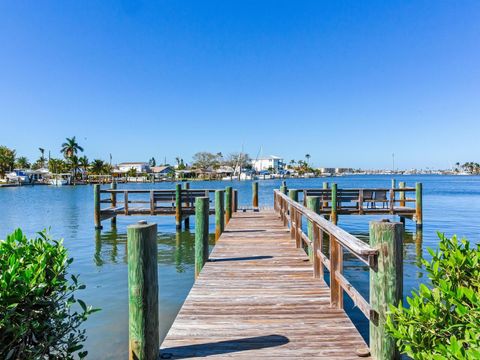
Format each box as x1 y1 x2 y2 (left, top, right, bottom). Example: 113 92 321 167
118 162 150 173
151 166 174 179
252 156 284 173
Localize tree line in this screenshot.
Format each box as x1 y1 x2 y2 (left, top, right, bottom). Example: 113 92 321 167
0 137 113 179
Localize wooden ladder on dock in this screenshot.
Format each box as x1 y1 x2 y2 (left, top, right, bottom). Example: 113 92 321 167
160 210 372 359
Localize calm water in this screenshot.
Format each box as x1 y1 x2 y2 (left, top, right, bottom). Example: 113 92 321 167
1 175 480 358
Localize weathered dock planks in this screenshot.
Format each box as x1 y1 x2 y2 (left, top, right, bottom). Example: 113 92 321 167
160 211 372 359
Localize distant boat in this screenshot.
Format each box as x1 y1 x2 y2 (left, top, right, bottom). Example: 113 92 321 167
6 170 30 184
49 174 71 186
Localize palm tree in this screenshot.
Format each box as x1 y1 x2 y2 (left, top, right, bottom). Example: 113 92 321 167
90 159 105 175
289 160 295 169
305 154 311 165
15 156 30 169
69 155 80 184
61 136 84 159
79 156 89 179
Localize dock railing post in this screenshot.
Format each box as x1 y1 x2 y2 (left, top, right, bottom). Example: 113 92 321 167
252 181 258 209
288 190 298 240
415 182 423 229
215 190 225 242
175 183 182 230
330 183 338 225
195 197 209 278
110 181 117 227
225 186 232 223
127 221 159 360
306 196 320 262
233 189 238 212
329 234 343 309
183 182 190 228
94 184 102 230
369 220 403 360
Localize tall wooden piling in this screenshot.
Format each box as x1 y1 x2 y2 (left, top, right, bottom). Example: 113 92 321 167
399 181 406 207
288 189 298 202
127 221 159 360
391 178 396 189
252 181 259 208
225 186 232 223
215 190 225 242
233 190 238 212
331 183 338 225
280 181 287 195
175 183 182 230
195 197 209 278
323 182 329 209
94 184 102 230
183 182 190 228
306 196 320 261
369 220 403 360
110 181 117 226
416 182 423 228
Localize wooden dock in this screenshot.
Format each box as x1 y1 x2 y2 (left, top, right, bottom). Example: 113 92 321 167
160 210 372 359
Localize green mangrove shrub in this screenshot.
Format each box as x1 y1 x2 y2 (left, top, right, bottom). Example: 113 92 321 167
0 229 99 359
387 233 480 359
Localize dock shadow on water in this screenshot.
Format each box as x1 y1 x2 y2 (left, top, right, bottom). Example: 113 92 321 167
160 335 289 359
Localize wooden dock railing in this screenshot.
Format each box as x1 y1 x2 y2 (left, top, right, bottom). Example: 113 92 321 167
274 189 404 359
94 183 237 230
288 182 423 228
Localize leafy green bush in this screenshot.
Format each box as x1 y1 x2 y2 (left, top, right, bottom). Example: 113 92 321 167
387 233 480 359
0 229 99 359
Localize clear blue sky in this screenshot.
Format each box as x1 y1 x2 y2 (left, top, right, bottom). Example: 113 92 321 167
1 1 479 169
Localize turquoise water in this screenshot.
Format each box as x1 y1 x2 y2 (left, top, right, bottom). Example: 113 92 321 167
1 175 479 358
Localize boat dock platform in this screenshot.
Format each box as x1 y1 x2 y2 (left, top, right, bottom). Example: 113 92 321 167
159 209 373 359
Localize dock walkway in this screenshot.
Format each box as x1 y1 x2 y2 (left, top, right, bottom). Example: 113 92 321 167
160 210 371 359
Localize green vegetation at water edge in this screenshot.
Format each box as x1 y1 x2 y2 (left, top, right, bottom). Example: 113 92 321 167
387 233 480 359
0 229 99 359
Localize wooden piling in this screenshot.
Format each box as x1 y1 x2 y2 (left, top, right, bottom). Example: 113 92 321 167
288 189 298 202
252 181 259 208
391 178 396 189
94 184 102 230
280 180 287 195
195 197 209 278
233 189 238 212
331 183 338 225
416 182 423 229
110 181 117 226
323 181 329 209
399 181 406 207
369 220 403 360
127 221 159 360
215 190 225 242
306 196 320 262
175 183 182 230
183 182 190 228
225 187 232 223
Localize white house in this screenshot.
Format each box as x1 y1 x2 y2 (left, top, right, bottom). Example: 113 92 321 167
117 162 150 173
252 156 284 173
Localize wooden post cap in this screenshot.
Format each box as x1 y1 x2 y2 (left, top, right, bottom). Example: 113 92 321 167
355 347 371 357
